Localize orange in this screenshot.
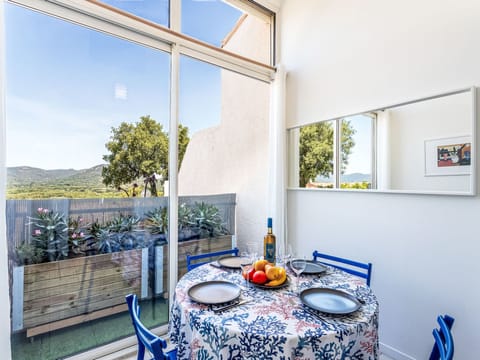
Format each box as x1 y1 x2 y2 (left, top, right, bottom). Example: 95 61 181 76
254 259 269 271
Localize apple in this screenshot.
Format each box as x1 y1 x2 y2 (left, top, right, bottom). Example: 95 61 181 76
247 268 256 281
252 270 267 284
243 267 255 280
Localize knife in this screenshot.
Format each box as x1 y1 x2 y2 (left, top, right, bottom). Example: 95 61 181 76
213 299 252 313
302 307 335 326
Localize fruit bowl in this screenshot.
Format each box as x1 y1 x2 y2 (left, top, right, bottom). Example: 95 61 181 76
242 261 288 289
250 276 290 289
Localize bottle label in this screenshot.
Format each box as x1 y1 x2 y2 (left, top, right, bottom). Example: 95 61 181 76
265 242 275 263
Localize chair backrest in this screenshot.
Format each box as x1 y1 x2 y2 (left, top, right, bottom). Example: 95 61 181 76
186 248 239 271
430 314 454 360
312 250 373 286
125 294 176 360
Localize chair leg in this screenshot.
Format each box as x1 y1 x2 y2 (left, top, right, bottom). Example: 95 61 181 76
137 342 145 360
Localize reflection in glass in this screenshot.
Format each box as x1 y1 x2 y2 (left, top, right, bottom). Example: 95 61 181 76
288 88 475 195
298 121 334 188
293 117 373 190
340 114 374 189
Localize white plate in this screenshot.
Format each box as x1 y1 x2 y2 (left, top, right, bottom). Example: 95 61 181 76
289 260 327 275
300 288 361 314
217 256 250 269
187 281 241 304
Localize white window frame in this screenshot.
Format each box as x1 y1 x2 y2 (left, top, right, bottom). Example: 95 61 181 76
0 0 278 357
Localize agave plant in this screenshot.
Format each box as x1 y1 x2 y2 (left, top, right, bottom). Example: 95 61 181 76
27 208 69 263
107 213 140 233
145 207 168 235
93 214 144 253
192 202 229 238
94 228 121 254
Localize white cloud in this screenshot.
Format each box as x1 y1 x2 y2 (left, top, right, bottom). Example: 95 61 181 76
114 83 128 100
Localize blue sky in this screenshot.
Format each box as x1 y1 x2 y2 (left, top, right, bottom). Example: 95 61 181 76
343 114 372 175
5 0 242 170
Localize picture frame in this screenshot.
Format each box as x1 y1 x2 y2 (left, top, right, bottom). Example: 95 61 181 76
425 135 472 176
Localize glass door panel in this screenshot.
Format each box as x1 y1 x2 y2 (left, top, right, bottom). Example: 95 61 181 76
178 54 270 257
5 3 170 359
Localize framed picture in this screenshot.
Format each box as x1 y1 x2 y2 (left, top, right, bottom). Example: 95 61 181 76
425 135 472 176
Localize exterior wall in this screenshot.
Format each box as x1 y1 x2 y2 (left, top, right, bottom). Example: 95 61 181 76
280 0 480 359
178 14 271 253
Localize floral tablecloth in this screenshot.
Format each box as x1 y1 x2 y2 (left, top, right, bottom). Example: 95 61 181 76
169 263 379 360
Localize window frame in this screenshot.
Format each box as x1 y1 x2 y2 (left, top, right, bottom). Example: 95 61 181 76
7 0 275 82
1 0 278 356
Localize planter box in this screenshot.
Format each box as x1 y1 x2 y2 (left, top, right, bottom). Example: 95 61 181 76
11 235 233 337
155 235 234 298
12 248 148 337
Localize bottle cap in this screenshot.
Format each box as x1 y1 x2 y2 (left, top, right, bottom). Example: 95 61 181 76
267 217 272 228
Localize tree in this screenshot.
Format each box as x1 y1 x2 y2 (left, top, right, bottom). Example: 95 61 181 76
102 116 190 196
299 120 356 187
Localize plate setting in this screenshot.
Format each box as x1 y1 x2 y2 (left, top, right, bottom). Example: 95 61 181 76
288 260 327 275
187 280 241 305
217 256 250 269
300 287 361 314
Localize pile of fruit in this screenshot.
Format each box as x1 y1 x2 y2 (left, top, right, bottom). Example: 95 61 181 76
242 259 287 286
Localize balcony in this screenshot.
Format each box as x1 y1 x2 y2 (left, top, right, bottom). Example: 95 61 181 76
8 194 235 359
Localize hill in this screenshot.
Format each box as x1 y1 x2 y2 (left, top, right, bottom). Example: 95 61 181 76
7 165 104 185
6 165 122 199
316 173 370 183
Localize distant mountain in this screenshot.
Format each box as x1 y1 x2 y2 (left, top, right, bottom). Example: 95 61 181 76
7 165 105 186
316 173 370 183
6 165 117 199
342 173 371 182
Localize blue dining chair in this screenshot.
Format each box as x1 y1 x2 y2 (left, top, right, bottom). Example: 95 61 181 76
125 294 177 360
430 314 454 360
312 250 373 286
186 247 239 271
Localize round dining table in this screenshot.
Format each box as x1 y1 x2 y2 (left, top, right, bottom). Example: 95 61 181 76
169 260 379 360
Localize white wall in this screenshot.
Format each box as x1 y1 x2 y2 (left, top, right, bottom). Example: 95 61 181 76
280 0 480 359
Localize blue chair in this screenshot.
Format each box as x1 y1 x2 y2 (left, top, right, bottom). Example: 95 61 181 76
312 250 372 286
125 294 177 360
430 314 454 360
186 247 239 271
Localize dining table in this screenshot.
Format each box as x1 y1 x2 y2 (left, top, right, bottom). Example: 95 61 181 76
169 258 379 360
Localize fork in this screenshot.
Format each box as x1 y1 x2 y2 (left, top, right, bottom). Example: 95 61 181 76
302 306 336 326
213 299 252 313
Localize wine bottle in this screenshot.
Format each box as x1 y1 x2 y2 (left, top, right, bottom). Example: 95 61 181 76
263 217 276 264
